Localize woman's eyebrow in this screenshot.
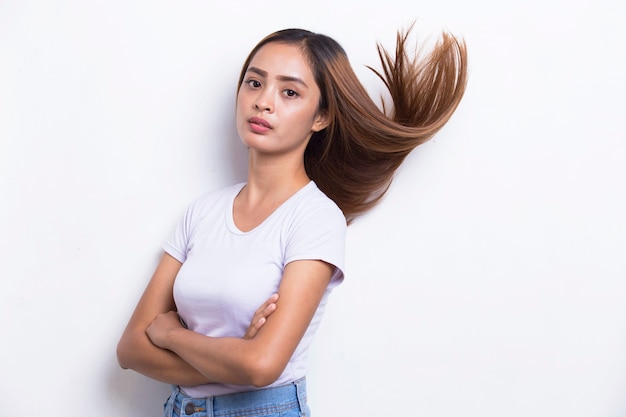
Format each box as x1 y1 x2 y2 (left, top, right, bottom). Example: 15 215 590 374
247 66 309 88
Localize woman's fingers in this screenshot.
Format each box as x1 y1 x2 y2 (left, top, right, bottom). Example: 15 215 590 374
243 293 279 339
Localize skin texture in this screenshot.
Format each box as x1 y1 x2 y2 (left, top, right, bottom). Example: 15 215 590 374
117 42 335 388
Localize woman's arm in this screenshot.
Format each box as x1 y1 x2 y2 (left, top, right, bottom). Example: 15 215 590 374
116 252 278 385
146 259 334 387
117 253 209 385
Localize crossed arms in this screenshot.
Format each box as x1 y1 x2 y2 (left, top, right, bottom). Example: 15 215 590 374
117 252 333 387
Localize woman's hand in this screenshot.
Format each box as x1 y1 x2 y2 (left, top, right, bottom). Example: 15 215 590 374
243 293 279 339
146 310 183 349
146 293 279 349
154 260 334 387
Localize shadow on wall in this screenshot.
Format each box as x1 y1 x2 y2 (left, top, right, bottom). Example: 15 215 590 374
223 122 248 184
207 91 249 185
106 358 170 416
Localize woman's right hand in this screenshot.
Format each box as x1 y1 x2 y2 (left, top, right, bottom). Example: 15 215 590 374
243 293 279 339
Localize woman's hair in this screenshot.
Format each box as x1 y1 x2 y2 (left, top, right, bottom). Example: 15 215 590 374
237 25 468 224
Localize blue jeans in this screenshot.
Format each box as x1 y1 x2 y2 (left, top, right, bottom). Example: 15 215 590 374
163 378 310 417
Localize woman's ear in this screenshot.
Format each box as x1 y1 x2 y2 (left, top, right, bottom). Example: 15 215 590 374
312 111 330 132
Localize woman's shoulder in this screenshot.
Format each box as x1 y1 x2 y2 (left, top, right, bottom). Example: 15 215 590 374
290 181 347 227
189 182 245 207
180 182 246 223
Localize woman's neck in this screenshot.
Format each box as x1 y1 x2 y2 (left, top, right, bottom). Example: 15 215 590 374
232 152 310 232
244 152 310 203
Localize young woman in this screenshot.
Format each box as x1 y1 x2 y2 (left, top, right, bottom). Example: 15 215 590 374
117 26 467 416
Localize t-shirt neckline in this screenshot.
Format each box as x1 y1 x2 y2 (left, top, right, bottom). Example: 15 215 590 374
226 181 314 235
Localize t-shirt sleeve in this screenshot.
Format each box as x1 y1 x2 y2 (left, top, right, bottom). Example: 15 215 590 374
163 200 196 263
284 200 347 289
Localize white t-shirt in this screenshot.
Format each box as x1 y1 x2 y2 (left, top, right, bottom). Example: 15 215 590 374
163 181 347 397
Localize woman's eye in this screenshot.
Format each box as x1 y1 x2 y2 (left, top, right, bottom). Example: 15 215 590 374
284 89 298 98
246 79 261 88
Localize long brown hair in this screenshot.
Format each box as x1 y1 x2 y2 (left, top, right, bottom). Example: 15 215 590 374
237 26 468 224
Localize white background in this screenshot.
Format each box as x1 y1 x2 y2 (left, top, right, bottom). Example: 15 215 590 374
1 1 625 416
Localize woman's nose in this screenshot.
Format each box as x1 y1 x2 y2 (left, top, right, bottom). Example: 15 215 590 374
254 91 273 113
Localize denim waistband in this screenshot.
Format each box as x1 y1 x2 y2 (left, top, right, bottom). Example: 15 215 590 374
164 377 308 417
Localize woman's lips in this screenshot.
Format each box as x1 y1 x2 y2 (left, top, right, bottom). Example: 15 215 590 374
248 117 272 133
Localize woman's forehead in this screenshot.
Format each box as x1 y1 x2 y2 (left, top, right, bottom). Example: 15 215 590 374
247 43 312 76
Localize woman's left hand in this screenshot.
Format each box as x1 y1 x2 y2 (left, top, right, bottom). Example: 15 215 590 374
146 310 183 349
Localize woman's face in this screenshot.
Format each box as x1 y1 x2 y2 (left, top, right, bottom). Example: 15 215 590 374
236 42 328 158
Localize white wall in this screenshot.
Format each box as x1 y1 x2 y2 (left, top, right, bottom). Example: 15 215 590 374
2 1 625 416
